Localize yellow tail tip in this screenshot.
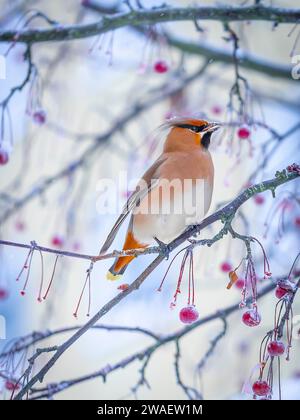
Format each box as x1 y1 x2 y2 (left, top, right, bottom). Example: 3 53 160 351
106 271 122 281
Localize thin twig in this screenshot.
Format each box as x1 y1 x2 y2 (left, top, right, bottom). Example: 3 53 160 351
12 167 299 400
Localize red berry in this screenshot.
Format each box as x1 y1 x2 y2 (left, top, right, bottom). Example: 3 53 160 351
33 109 47 125
15 220 25 231
51 235 64 248
72 241 81 251
235 278 245 289
5 380 20 391
252 380 271 396
0 149 9 165
220 261 232 273
242 310 261 327
237 126 251 139
0 287 9 300
117 283 129 291
153 60 169 74
179 306 199 324
267 340 285 357
295 216 300 227
275 286 288 299
254 195 265 205
211 105 222 115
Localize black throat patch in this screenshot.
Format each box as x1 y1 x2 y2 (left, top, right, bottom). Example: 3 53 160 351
201 131 212 149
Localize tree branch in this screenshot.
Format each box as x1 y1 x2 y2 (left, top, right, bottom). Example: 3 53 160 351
12 166 299 399
0 5 299 44
28 282 276 400
0 64 209 225
166 35 294 81
88 0 296 81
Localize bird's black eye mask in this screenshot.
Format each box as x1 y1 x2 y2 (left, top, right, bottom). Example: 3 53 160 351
175 123 207 133
175 123 211 148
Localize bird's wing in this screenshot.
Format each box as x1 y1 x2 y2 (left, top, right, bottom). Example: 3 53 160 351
99 155 167 254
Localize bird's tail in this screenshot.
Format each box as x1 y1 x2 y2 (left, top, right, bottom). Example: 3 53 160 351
106 255 135 281
106 230 147 281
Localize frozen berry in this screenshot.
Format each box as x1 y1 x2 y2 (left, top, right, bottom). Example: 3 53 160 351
179 306 199 324
0 149 9 165
0 287 9 300
237 126 251 139
235 278 245 289
252 380 270 396
5 380 20 391
51 235 64 248
153 60 169 74
33 109 47 125
267 340 285 357
275 286 288 299
220 261 232 273
242 310 261 327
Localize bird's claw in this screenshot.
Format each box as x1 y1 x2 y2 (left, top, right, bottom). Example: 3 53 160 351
154 237 170 260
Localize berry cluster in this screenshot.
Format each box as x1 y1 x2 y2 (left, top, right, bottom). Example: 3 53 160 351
158 248 199 325
249 274 298 400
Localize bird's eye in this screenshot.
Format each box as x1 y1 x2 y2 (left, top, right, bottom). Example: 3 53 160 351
190 125 204 133
176 124 207 133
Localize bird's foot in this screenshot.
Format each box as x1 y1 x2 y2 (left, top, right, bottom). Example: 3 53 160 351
154 237 170 260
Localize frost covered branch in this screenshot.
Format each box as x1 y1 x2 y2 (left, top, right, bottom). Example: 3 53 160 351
8 165 299 399
0 5 299 44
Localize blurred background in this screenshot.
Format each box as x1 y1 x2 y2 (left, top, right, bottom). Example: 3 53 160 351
0 0 300 400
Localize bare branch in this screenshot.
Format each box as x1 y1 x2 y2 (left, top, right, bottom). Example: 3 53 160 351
27 282 276 400
12 167 299 399
196 318 227 374
174 340 203 400
0 5 299 44
166 34 294 81
86 0 298 82
0 64 209 225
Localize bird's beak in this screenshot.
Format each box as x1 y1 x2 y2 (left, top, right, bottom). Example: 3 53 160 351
203 122 221 133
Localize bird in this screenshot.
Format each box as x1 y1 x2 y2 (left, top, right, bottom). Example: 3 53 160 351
99 117 220 280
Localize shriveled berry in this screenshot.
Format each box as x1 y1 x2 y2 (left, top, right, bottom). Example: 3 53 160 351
0 287 9 300
33 109 47 125
275 286 288 299
242 310 261 327
267 340 285 357
179 306 199 324
5 380 20 391
118 283 129 291
211 105 222 115
15 220 25 231
254 195 265 205
72 241 81 251
252 380 270 396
